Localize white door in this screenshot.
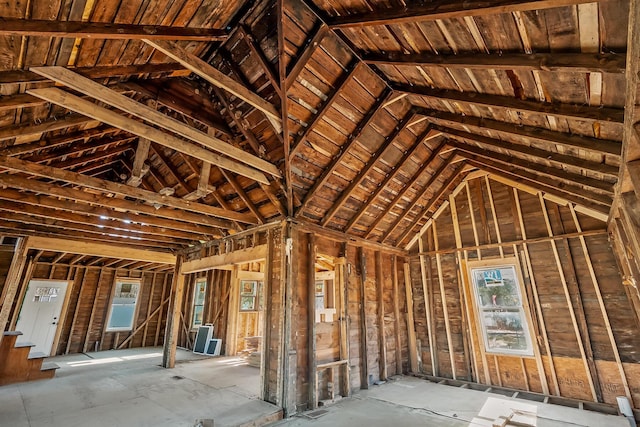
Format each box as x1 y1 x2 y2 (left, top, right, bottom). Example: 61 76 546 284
15 280 69 356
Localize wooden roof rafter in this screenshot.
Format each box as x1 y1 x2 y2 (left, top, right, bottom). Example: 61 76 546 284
343 127 444 233
30 67 280 179
463 155 612 212
323 0 601 28
394 83 624 125
362 142 450 239
392 162 470 246
297 87 393 215
0 18 229 41
362 51 626 74
320 109 418 227
374 152 459 242
435 125 619 178
142 39 283 133
412 107 622 156
0 156 254 226
291 60 362 156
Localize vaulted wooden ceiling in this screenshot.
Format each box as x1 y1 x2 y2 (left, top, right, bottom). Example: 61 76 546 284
0 0 636 255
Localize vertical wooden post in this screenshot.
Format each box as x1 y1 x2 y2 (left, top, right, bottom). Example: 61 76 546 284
375 251 387 381
538 194 598 402
357 246 369 389
0 237 29 348
450 193 477 381
418 236 437 375
514 189 558 395
142 272 158 347
392 255 403 374
162 254 185 368
336 255 350 398
484 177 504 258
9 254 36 330
66 267 87 354
261 229 274 401
282 223 296 416
403 262 419 373
571 206 634 405
463 182 492 384
225 267 240 356
307 233 317 409
433 221 457 379
84 268 105 353
155 272 170 346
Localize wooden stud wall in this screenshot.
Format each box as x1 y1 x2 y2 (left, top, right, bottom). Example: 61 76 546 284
4 262 173 355
410 176 640 409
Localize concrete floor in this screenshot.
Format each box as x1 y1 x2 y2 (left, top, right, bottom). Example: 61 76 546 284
1 349 631 427
0 347 279 427
271 375 630 427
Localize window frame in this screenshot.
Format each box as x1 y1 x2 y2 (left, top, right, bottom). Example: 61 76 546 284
191 278 207 330
105 278 142 333
468 258 535 357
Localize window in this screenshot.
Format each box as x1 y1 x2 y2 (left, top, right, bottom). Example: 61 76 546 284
314 271 336 322
239 280 258 312
192 279 207 329
469 260 533 356
106 279 141 332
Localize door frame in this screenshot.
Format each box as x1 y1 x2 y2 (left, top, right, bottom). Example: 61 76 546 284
16 278 75 356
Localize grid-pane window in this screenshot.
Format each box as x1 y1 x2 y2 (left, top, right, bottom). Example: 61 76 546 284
106 279 141 332
192 279 207 329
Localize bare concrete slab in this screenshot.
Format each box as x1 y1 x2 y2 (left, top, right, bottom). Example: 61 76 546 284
0 348 280 427
270 375 629 427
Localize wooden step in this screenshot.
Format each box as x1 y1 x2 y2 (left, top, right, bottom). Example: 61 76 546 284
0 331 23 354
29 362 59 381
27 351 48 371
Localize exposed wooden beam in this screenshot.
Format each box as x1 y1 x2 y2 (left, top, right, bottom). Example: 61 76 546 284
285 23 327 89
0 198 202 243
22 133 132 164
298 88 392 214
394 83 624 124
0 18 228 41
326 0 599 28
451 141 615 195
219 169 266 224
344 128 442 232
363 145 449 239
464 157 612 212
127 138 151 187
291 61 361 155
436 125 619 178
0 211 183 249
181 244 268 274
0 93 44 111
55 144 134 170
392 164 468 246
27 87 270 184
4 125 119 156
143 40 282 130
183 162 213 201
30 67 280 179
0 63 189 88
363 52 625 74
0 114 96 142
0 184 220 237
150 143 193 193
413 107 622 156
378 155 458 242
239 25 281 98
321 111 416 226
0 155 256 225
27 235 174 263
